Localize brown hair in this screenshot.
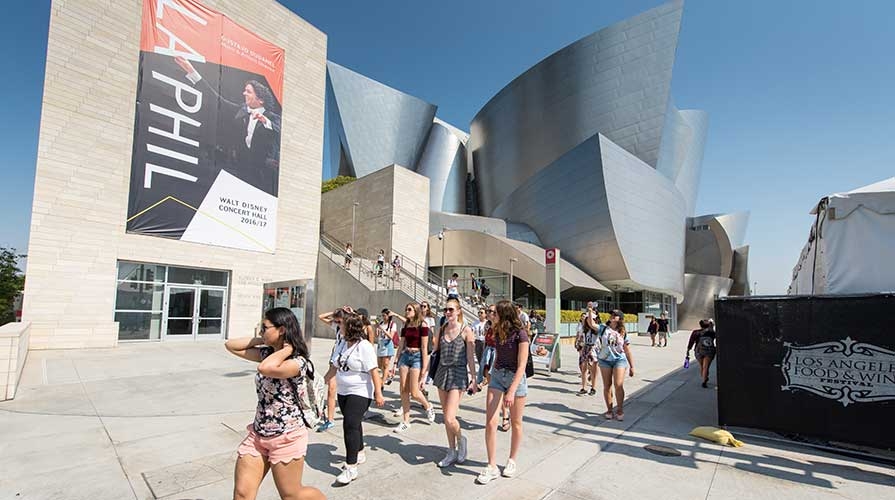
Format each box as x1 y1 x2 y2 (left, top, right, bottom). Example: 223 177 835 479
342 314 366 342
609 309 626 335
494 299 523 345
404 302 423 328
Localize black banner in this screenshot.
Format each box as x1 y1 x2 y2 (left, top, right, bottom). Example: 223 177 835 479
715 294 895 450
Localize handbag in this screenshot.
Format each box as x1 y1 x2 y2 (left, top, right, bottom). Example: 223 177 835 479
427 349 441 381
523 330 535 377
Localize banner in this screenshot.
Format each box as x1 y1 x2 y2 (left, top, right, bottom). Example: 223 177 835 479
715 294 895 450
531 333 560 369
127 0 285 252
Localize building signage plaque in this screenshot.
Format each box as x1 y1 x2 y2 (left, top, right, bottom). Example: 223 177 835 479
781 337 895 406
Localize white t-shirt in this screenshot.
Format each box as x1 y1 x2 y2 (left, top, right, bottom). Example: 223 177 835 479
424 316 437 330
472 319 486 341
518 311 531 327
330 339 378 399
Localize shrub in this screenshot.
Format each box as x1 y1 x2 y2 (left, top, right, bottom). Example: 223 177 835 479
321 175 356 193
532 309 638 324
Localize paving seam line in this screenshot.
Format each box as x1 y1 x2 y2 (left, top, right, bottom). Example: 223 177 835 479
72 362 141 500
538 367 694 499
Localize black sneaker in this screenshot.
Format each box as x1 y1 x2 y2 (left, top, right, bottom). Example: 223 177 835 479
577 388 587 396
588 388 596 396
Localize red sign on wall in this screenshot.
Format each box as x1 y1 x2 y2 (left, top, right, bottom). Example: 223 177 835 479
545 248 558 265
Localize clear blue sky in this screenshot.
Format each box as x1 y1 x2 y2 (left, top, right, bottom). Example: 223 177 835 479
2 0 893 295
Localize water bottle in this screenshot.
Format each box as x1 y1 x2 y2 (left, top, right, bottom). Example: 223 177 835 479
684 355 690 369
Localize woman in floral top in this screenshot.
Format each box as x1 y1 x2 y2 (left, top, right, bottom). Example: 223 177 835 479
225 307 324 500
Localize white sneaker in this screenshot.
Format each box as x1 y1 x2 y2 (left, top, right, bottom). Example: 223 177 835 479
456 435 468 464
336 464 358 485
356 450 366 464
392 408 403 418
437 449 457 468
426 406 436 423
394 421 411 433
476 465 500 485
502 459 517 478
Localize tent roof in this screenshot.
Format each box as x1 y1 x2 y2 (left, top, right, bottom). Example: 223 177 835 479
810 177 895 217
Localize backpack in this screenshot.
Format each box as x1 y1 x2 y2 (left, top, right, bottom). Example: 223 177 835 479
480 282 491 297
698 334 716 354
292 357 326 428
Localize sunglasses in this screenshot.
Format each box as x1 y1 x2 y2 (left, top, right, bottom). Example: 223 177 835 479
443 307 456 313
405 307 413 311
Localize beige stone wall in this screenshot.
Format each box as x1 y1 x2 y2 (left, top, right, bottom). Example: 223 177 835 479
23 0 326 349
320 165 429 269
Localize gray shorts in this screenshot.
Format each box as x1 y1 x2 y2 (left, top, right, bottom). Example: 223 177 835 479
488 367 528 397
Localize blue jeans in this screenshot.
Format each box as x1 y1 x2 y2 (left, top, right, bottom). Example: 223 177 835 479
488 367 528 397
398 350 422 369
598 355 629 370
476 346 496 384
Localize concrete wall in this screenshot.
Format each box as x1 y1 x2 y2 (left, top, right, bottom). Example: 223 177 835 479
314 252 415 339
23 0 326 348
320 165 429 268
0 322 30 400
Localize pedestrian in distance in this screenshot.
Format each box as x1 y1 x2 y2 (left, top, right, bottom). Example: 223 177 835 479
376 249 386 277
224 307 325 500
377 308 398 385
687 319 717 388
432 298 479 468
656 312 670 347
575 309 602 396
472 308 487 366
447 273 460 300
343 242 352 270
597 309 635 421
477 300 530 485
647 315 659 347
391 302 436 432
323 314 385 485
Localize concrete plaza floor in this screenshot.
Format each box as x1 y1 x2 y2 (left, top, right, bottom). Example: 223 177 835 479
1 334 892 499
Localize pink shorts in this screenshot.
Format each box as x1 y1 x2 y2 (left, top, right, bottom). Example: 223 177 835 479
237 424 309 464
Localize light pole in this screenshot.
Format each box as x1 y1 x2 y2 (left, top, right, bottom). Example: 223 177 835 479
389 220 396 262
351 202 359 246
753 281 758 296
438 227 446 294
509 257 518 301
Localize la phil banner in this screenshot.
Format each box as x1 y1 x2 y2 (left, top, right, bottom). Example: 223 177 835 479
714 294 895 450
127 0 285 253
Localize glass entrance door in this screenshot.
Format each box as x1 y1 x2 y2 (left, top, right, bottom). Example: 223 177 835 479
166 287 196 338
164 286 227 340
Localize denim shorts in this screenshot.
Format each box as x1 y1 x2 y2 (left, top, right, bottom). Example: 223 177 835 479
598 356 629 370
398 350 422 369
488 367 528 397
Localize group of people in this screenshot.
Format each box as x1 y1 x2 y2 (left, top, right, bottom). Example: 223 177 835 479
341 243 402 278
223 296 644 499
646 312 671 347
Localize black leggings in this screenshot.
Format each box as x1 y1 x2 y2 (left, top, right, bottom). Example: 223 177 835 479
337 394 371 465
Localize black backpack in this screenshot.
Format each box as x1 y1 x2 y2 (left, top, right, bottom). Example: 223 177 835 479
480 282 491 297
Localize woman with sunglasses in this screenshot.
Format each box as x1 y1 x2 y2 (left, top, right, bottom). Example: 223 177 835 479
323 314 385 484
477 300 529 484
316 307 349 432
224 307 325 500
432 298 478 467
391 302 436 432
377 308 398 385
597 309 635 421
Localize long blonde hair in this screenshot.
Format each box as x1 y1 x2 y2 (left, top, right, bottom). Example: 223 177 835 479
445 298 465 327
404 302 423 328
494 300 523 344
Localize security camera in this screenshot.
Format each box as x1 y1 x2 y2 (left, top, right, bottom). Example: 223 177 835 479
437 232 444 240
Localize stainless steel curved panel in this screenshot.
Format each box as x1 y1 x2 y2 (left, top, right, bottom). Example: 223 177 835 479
656 106 708 216
715 211 750 250
489 133 686 298
678 273 732 330
326 61 437 178
729 245 751 296
469 0 684 215
416 121 467 213
428 230 609 294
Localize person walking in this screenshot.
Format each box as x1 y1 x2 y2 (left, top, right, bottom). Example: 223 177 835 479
343 243 353 270
477 300 530 485
447 273 460 300
392 302 436 432
575 310 601 396
356 308 376 345
377 308 398 385
656 312 670 347
323 313 384 485
687 319 717 388
476 306 497 385
597 310 635 421
470 272 481 304
471 308 487 366
224 307 325 500
432 298 478 468
316 307 348 432
376 249 386 277
647 315 659 347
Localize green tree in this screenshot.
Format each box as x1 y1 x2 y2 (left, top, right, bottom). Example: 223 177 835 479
321 175 356 194
0 247 25 325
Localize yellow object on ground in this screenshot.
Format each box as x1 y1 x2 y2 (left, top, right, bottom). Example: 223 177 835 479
689 426 745 447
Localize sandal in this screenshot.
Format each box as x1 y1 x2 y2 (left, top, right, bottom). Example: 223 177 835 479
602 409 614 420
500 416 511 432
577 388 588 395
615 412 625 422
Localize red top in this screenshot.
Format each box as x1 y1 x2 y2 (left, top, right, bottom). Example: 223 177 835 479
484 326 496 347
401 325 429 349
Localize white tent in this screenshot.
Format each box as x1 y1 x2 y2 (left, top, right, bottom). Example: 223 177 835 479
789 177 895 295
